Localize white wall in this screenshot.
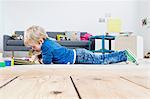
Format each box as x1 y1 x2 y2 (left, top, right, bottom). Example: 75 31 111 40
0 0 3 52
145 0 150 52
137 0 150 53
1 0 139 51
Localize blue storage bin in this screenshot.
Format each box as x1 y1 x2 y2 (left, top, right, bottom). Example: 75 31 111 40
5 60 11 66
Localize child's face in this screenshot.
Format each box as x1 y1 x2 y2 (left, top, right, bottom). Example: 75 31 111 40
31 43 41 52
28 39 44 52
29 41 42 52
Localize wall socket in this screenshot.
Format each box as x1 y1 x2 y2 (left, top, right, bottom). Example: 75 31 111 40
98 18 106 23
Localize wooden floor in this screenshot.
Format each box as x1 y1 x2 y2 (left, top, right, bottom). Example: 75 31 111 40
0 62 150 99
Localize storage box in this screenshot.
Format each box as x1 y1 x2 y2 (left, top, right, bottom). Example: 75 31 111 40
0 62 5 67
115 35 143 59
5 60 11 66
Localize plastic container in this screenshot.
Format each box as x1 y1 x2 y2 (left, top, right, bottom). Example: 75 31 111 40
0 62 5 67
4 57 12 66
5 60 11 66
0 53 5 67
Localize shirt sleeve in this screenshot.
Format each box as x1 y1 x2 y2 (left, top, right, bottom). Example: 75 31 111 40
42 46 53 64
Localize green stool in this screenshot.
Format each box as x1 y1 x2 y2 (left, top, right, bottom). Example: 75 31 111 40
89 35 115 54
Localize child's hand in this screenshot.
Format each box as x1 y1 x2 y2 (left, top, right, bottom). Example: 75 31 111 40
29 55 36 62
28 49 42 64
29 54 42 64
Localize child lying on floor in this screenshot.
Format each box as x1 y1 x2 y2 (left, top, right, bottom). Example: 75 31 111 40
24 25 137 65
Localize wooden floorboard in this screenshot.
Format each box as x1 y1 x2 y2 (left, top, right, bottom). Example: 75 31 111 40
0 75 78 99
72 75 150 99
120 76 150 90
0 65 150 99
0 75 19 89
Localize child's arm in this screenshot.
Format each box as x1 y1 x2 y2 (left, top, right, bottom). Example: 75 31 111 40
42 46 53 64
37 54 43 64
42 54 52 64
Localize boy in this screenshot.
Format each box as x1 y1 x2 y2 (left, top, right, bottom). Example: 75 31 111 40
24 25 138 65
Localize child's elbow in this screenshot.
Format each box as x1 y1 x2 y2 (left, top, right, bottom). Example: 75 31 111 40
42 60 52 64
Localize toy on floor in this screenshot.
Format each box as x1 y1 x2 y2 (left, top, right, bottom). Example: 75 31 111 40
9 49 43 65
0 53 5 67
14 58 35 65
0 54 14 67
0 57 5 67
144 52 150 58
1 50 42 66
11 57 14 66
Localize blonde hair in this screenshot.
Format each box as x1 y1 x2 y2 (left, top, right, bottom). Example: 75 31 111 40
24 25 48 47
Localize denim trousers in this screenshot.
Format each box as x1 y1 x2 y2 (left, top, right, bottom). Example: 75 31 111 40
75 49 127 64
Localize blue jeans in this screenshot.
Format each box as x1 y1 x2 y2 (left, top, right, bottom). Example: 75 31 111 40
75 49 127 64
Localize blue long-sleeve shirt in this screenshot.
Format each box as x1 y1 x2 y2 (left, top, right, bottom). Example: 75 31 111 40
41 38 75 64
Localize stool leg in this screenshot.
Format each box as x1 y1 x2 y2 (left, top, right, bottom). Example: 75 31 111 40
102 36 105 54
109 40 111 50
